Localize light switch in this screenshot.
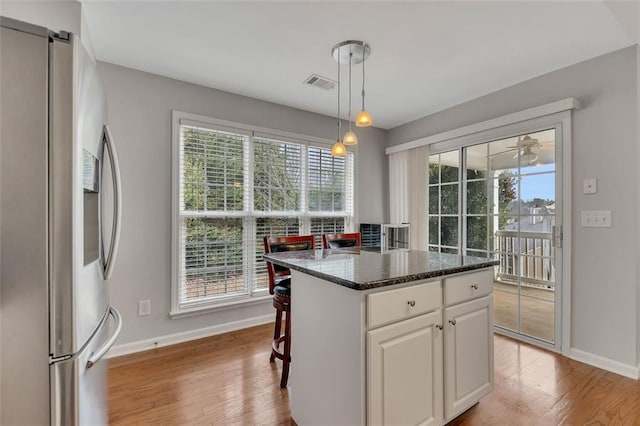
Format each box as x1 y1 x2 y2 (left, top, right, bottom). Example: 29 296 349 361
581 210 612 227
583 178 597 194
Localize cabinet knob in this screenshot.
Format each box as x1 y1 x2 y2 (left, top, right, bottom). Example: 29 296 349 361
436 324 443 330
449 319 456 326
470 284 479 290
407 300 416 307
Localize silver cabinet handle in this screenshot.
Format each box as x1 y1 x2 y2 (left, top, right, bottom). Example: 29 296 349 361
407 300 416 307
471 284 479 290
436 324 443 330
87 307 123 369
102 125 122 280
449 319 456 326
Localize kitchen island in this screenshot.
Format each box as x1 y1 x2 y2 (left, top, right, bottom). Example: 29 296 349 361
264 248 499 426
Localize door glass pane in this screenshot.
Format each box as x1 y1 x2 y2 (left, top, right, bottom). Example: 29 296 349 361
493 289 517 331
489 136 519 173
465 143 488 180
429 186 439 214
428 216 439 245
465 129 558 345
441 217 458 247
492 172 518 215
466 180 488 214
520 296 554 342
440 151 459 183
520 173 556 207
466 216 487 250
428 150 459 253
518 129 555 172
428 155 440 184
441 184 458 214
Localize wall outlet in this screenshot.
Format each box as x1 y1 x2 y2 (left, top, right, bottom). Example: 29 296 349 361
138 299 151 316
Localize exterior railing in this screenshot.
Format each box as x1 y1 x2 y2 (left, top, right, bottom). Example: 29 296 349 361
495 230 555 289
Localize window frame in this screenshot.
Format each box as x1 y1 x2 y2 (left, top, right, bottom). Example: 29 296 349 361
171 111 356 317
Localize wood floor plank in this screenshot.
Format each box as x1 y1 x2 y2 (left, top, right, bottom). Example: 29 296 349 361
109 324 640 425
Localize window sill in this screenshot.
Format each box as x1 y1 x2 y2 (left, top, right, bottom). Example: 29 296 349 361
170 294 272 319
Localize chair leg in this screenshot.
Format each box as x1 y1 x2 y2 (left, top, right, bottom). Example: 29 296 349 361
270 307 282 362
280 309 291 388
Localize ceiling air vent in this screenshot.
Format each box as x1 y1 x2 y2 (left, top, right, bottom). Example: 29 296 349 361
303 74 336 91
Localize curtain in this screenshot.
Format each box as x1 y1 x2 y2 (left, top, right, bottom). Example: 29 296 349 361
389 145 429 250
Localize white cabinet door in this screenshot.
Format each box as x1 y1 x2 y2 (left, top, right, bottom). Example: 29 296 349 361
444 295 494 421
367 310 443 426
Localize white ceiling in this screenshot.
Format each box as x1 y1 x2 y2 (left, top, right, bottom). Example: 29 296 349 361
82 1 637 130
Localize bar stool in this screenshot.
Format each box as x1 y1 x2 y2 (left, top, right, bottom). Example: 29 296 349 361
263 235 315 388
322 232 362 249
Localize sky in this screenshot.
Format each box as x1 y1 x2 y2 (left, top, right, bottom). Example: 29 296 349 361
510 163 555 202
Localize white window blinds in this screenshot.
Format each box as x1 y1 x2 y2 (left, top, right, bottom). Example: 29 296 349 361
253 137 302 213
174 116 355 312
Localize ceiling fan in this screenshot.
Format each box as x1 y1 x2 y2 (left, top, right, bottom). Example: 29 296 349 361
488 135 554 164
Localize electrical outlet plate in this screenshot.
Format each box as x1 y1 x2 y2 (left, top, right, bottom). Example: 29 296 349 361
138 299 151 316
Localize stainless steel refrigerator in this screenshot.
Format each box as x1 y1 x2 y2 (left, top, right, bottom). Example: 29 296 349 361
0 17 123 425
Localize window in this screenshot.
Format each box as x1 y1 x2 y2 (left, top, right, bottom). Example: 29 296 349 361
428 150 460 254
173 113 354 313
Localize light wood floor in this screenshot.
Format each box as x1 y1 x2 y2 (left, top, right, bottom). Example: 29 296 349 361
494 281 555 342
109 324 640 425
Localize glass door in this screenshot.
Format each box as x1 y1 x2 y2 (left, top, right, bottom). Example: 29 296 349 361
463 129 559 346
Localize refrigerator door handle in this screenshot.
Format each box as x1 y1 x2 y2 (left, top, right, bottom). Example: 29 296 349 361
102 124 122 280
86 307 122 369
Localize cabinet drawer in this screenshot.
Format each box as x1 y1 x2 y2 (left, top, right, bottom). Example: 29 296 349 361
368 281 441 329
444 269 494 306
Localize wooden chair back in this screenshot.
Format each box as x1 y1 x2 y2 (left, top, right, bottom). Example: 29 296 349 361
263 235 315 295
322 232 362 249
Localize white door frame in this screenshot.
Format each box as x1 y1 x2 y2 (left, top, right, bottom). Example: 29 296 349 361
426 110 572 356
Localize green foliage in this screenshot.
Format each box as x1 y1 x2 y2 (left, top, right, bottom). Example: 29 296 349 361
253 141 301 211
498 171 517 227
182 128 243 211
428 158 517 254
180 128 350 296
184 217 243 295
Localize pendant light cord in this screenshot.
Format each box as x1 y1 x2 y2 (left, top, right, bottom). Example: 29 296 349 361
348 50 353 132
361 44 366 110
337 48 341 140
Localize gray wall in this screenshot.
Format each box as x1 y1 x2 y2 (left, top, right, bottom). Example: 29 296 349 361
97 62 388 345
388 46 638 367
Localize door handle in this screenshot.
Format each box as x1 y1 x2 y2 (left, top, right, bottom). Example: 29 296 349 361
87 307 123 369
102 125 122 280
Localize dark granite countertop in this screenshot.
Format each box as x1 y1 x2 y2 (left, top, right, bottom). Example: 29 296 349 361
263 247 499 290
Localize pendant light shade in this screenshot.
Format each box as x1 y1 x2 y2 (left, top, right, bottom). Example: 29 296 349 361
343 131 358 145
331 140 347 156
355 110 372 127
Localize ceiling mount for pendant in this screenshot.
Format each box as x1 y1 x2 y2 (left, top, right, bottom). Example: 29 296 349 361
331 40 371 65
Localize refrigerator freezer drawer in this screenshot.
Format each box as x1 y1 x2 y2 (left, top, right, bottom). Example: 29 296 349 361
51 307 122 426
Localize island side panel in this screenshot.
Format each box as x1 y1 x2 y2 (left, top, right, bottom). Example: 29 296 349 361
290 271 366 426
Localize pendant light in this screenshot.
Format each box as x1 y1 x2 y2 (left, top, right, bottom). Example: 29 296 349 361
355 42 372 127
331 47 347 157
342 49 358 146
331 41 371 157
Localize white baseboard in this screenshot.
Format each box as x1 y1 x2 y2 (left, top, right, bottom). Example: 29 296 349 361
570 348 639 380
106 314 274 359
